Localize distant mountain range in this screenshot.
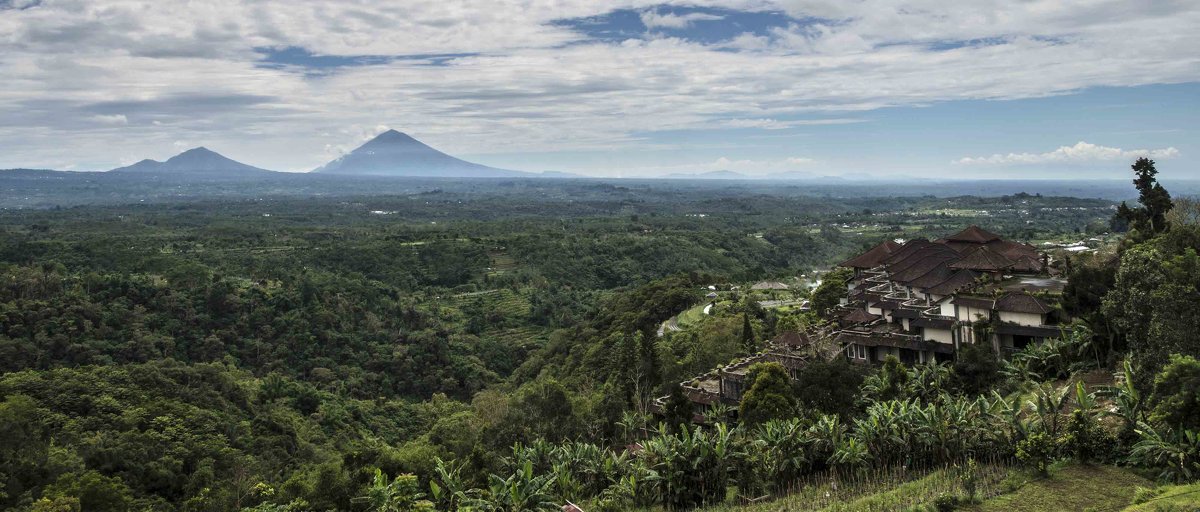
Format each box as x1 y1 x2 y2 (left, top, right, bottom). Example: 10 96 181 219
663 170 748 180
0 129 922 181
89 130 538 179
109 147 274 176
313 129 529 178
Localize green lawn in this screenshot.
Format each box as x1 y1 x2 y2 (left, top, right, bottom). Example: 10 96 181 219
685 463 1162 512
1122 481 1200 511
676 302 713 328
966 464 1152 512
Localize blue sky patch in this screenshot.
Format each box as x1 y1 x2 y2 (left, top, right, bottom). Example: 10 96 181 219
255 46 472 74
553 5 809 45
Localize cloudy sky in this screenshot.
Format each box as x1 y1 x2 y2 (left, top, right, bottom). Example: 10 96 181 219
1 0 1198 178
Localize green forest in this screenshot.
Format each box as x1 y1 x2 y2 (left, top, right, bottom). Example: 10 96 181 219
1 168 1198 511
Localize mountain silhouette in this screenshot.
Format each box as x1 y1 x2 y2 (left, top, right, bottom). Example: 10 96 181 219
313 130 527 177
109 147 274 175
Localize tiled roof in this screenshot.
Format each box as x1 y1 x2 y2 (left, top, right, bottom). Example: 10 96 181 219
925 270 979 295
771 330 811 348
954 296 995 309
881 239 934 265
949 245 1016 271
890 250 960 283
842 309 881 324
906 262 956 289
840 239 902 269
947 225 1001 243
994 292 1053 314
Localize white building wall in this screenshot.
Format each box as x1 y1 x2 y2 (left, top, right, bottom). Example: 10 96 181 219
925 328 953 344
997 311 1044 326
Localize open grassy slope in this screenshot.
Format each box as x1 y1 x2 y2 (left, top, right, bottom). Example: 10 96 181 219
966 464 1152 512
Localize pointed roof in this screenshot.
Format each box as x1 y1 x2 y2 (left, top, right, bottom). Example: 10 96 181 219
906 262 956 289
882 239 934 265
771 330 811 348
925 269 979 295
949 245 1016 271
842 309 881 324
889 248 960 283
1010 254 1042 273
946 225 1001 244
840 239 902 269
994 292 1053 314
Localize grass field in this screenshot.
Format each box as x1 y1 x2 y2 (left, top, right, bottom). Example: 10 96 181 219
965 464 1152 512
676 301 714 329
684 463 1178 512
1123 481 1200 511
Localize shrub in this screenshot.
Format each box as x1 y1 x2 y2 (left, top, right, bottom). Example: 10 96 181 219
933 492 960 511
1016 432 1057 476
1061 410 1115 464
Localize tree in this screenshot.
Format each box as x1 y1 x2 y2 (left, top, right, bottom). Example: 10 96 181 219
40 471 133 512
739 363 796 425
952 342 1001 396
741 313 756 354
662 384 694 432
1113 157 1173 236
791 359 866 419
1149 354 1200 431
1103 243 1200 379
810 267 853 317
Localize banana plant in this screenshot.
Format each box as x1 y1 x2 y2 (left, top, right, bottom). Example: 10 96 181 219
429 458 477 512
1129 423 1200 483
473 459 558 512
1028 382 1071 439
353 469 434 512
1100 359 1144 439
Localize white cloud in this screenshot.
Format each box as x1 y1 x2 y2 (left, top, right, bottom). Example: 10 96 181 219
0 1 1196 171
639 10 724 30
89 114 128 125
725 118 862 129
955 141 1181 165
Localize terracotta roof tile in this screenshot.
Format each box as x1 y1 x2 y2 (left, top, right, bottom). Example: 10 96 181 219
840 239 902 269
947 225 1002 243
949 245 1016 271
994 292 1053 314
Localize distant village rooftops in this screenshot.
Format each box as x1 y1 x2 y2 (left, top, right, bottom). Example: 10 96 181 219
751 281 790 290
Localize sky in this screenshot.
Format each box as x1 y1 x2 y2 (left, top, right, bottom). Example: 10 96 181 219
0 0 1198 179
